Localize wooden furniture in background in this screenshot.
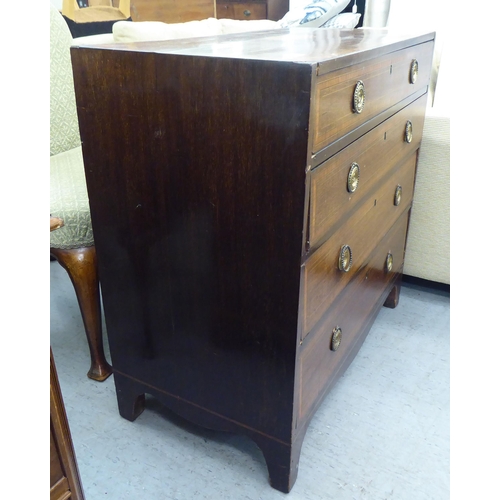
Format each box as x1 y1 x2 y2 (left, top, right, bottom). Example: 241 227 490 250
216 1 267 20
50 349 85 500
63 0 131 23
50 219 84 499
127 0 288 22
71 28 434 492
128 0 213 23
62 0 131 37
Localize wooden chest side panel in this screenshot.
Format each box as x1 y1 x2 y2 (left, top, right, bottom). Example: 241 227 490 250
71 48 312 440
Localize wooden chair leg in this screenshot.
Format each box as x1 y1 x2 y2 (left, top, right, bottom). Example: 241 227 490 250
51 246 112 381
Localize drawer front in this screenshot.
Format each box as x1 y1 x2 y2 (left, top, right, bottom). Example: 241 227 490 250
301 152 416 340
312 41 433 153
217 2 267 20
299 211 409 420
309 93 427 251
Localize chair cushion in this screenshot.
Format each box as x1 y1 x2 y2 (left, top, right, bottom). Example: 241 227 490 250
113 18 223 43
73 32 115 45
50 146 94 249
112 18 279 43
50 4 81 156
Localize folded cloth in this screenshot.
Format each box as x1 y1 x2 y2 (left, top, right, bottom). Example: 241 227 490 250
321 12 361 29
113 18 279 43
278 0 350 28
113 18 223 42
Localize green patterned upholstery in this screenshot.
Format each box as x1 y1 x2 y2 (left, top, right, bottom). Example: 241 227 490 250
50 146 94 249
50 5 93 249
50 5 80 156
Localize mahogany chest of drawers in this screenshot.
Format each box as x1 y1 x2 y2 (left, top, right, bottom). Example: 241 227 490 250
71 28 435 492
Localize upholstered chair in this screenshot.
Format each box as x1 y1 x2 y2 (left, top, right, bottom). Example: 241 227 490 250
50 4 112 381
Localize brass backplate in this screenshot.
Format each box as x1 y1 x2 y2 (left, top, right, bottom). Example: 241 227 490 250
410 59 419 84
347 162 360 193
405 120 413 143
394 185 402 206
339 245 353 272
331 327 342 351
386 253 393 272
353 80 365 114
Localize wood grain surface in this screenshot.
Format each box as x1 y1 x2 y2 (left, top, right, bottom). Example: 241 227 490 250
308 93 427 251
216 2 267 20
129 0 215 23
312 41 434 152
302 153 417 339
299 212 409 421
50 350 85 500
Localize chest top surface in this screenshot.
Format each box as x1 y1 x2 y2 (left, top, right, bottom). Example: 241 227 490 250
73 27 435 72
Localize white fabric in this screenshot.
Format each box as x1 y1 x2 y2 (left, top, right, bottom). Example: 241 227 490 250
73 32 115 45
321 12 361 28
112 18 279 43
113 18 222 43
279 0 350 28
218 18 279 34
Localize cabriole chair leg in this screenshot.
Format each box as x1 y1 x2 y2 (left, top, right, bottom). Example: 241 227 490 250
51 245 112 381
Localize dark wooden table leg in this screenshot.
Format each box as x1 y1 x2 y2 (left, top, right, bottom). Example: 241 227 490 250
253 429 306 493
383 274 402 309
113 372 146 422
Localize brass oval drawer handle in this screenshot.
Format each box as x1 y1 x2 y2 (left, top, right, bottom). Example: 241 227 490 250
410 59 419 84
338 244 353 272
404 120 413 143
331 326 342 351
394 185 402 206
347 162 360 193
353 80 365 114
386 252 394 272
243 9 251 16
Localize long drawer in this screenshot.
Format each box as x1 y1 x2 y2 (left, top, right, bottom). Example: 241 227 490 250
308 93 427 252
311 41 433 153
298 211 410 421
301 152 416 340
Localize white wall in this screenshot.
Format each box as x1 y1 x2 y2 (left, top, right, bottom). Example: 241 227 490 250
388 0 449 106
289 0 308 9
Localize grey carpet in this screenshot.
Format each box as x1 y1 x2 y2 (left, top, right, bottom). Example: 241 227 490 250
50 260 449 499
